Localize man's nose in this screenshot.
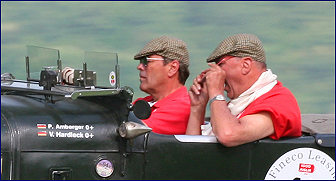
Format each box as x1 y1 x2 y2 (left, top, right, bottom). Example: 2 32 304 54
137 63 145 70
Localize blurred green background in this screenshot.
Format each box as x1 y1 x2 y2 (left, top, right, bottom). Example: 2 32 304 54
1 1 335 114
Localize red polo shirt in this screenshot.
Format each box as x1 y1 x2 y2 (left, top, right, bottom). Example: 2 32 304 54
134 86 190 135
239 81 302 139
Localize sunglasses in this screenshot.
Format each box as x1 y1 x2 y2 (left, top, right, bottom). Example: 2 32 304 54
215 56 235 65
139 57 165 67
200 56 235 80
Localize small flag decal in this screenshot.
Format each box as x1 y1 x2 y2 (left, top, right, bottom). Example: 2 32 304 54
37 124 46 129
38 131 47 136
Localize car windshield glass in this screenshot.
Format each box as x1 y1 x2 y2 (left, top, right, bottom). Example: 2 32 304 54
27 45 60 80
84 51 118 88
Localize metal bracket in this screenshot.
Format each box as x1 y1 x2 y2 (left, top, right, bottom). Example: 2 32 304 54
66 89 120 100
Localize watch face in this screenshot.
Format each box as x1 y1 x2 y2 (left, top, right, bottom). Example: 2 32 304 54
216 95 225 100
209 94 226 105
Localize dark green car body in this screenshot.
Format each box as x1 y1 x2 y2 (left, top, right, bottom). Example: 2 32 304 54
1 83 334 179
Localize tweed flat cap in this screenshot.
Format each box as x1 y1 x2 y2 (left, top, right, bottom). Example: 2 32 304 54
207 34 266 63
134 36 189 67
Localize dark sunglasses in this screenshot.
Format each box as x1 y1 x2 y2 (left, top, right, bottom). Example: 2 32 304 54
139 57 165 67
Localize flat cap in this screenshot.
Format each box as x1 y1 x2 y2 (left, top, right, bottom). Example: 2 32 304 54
207 33 266 63
134 36 189 67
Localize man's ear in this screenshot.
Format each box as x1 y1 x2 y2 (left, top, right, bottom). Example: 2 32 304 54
168 60 180 77
241 57 253 75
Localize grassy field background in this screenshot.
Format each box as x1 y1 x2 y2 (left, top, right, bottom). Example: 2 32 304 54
1 1 335 114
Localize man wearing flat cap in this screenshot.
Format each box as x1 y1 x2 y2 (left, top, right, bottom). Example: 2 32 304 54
186 34 301 146
133 35 190 135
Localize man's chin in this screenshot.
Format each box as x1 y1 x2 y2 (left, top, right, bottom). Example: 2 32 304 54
139 85 148 92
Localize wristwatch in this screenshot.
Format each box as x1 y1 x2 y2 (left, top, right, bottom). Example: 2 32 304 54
209 94 226 105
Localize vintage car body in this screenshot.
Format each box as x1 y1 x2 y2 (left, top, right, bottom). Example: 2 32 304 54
1 46 335 180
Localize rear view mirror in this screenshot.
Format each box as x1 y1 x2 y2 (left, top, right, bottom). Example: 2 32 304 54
132 100 151 120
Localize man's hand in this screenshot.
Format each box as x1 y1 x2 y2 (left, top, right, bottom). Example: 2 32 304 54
204 63 226 98
186 72 209 135
62 67 74 84
189 72 209 108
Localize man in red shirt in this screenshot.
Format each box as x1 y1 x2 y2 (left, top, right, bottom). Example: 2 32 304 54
186 34 301 146
133 36 191 135
61 36 190 135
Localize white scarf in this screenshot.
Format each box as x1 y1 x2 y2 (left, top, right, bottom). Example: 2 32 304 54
201 69 278 135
